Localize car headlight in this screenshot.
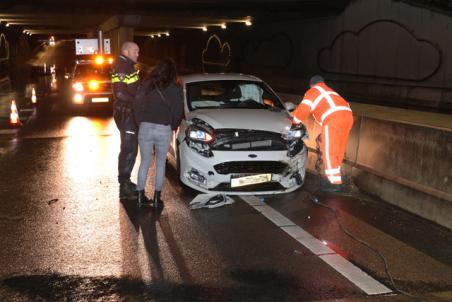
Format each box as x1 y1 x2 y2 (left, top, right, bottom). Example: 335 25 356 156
72 82 84 92
285 123 307 157
286 123 308 141
188 129 213 142
185 121 215 157
287 129 302 140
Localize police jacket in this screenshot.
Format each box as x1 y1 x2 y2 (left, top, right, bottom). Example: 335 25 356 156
111 55 139 106
133 81 184 130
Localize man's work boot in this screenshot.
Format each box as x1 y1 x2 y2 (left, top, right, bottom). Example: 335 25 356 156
153 191 164 209
119 182 138 199
321 181 343 193
137 190 153 206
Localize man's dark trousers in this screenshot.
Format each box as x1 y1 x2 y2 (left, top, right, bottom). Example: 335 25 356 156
114 103 138 187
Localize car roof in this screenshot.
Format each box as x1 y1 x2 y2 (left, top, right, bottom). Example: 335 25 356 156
180 73 262 84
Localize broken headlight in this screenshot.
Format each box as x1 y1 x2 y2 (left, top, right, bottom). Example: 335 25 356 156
285 123 307 157
287 123 308 141
185 119 214 157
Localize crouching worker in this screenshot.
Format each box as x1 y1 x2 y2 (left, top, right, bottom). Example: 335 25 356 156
133 58 184 208
292 75 353 191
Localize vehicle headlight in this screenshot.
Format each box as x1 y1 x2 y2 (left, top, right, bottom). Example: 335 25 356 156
287 129 302 140
188 129 213 142
286 123 308 141
88 80 99 91
72 82 84 92
285 123 307 157
185 123 214 157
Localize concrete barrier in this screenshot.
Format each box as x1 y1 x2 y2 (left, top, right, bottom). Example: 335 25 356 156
279 92 452 230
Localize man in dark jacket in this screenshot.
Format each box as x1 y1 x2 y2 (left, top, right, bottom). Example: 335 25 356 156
112 41 140 199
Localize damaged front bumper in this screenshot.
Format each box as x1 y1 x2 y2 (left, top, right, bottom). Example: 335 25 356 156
179 143 307 195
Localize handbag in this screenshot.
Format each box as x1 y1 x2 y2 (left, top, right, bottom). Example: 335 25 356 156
156 87 176 129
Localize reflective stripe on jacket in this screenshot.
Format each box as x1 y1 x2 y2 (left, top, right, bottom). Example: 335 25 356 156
293 82 352 125
111 71 139 84
111 55 139 104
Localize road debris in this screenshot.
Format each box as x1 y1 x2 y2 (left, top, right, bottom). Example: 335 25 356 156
189 193 234 210
47 198 59 205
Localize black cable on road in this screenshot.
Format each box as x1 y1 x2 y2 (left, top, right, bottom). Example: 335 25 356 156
308 194 426 302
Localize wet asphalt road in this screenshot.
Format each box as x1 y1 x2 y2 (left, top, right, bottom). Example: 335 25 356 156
0 99 451 302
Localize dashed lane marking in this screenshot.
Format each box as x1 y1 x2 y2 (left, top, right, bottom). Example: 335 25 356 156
240 195 392 296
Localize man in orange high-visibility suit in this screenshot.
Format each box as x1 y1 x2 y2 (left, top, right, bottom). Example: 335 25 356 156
292 75 353 190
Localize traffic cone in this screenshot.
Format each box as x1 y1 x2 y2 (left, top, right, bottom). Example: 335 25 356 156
9 100 21 126
31 88 37 104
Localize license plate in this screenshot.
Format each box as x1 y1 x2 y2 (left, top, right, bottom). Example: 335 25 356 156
231 173 272 188
92 97 109 103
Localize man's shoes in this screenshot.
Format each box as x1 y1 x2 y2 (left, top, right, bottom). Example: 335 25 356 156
153 191 164 209
137 190 153 206
321 183 343 192
320 179 343 193
119 182 138 199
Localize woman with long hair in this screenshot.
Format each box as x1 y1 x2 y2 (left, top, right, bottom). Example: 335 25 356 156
133 58 184 208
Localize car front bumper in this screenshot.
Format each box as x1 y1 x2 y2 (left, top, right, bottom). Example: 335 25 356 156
179 142 308 195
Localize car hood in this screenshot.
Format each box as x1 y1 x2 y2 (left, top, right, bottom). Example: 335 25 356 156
186 109 292 133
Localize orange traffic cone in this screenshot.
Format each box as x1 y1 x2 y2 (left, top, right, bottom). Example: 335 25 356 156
9 100 21 126
31 88 37 104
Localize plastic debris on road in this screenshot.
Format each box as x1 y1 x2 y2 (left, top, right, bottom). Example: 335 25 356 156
47 198 59 205
189 193 234 210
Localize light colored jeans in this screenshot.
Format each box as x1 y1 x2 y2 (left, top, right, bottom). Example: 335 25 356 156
137 122 172 192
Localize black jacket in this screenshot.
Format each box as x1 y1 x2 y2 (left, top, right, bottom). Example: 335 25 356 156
133 81 184 130
111 55 139 105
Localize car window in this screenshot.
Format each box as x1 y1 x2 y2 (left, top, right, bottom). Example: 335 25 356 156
186 80 283 111
73 64 111 80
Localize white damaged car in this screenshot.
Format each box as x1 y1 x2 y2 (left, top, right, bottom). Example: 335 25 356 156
170 73 308 195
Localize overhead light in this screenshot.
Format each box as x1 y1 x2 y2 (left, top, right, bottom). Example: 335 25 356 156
245 20 252 26
157 34 161 37
202 26 207 31
165 32 170 36
5 23 9 27
221 23 227 29
150 34 154 38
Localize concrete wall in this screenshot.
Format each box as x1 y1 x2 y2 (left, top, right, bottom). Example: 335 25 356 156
279 92 452 229
234 0 452 112
140 0 452 112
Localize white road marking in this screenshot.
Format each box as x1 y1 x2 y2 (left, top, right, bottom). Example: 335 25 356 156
0 129 18 135
241 195 392 295
280 225 335 255
320 254 392 295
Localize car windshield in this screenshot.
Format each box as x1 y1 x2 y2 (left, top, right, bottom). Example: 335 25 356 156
186 80 284 111
73 64 111 80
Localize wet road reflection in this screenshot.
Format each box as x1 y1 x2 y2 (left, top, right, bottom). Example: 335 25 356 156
0 107 452 301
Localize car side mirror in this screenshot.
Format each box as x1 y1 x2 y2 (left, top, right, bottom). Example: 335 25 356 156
285 102 296 112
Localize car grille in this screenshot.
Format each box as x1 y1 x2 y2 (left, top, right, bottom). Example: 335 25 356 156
214 161 288 175
212 129 287 151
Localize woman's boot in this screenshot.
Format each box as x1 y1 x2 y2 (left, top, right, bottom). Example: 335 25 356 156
153 191 164 208
137 190 153 206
